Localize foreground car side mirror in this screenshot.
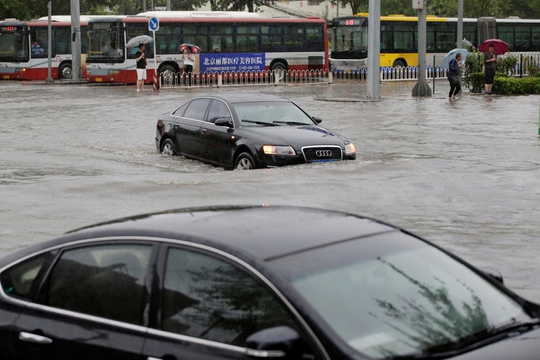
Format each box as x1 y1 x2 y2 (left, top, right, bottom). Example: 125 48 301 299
312 117 322 124
245 326 301 358
481 267 504 284
215 117 233 127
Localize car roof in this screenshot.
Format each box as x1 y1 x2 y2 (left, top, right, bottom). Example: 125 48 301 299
64 206 396 260
196 93 291 104
0 206 399 267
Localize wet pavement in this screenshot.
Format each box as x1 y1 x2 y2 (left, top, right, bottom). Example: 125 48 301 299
1 79 540 302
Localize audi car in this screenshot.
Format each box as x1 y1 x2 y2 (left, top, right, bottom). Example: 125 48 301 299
155 94 356 170
1 205 540 360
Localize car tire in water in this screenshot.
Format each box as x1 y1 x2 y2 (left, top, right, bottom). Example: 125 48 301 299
160 139 176 157
235 152 255 170
59 63 72 79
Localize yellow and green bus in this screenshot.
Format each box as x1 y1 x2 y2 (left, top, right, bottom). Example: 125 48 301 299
330 13 540 69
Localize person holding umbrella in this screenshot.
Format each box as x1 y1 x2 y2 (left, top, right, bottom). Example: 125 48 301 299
182 46 196 86
447 53 462 101
135 43 148 92
484 44 497 95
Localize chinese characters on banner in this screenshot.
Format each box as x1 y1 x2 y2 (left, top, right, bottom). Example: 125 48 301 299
200 53 265 72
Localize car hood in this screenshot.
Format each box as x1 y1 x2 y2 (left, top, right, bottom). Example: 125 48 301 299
240 125 347 147
449 325 540 360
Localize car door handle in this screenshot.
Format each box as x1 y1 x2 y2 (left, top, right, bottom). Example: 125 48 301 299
148 358 163 360
18 332 53 345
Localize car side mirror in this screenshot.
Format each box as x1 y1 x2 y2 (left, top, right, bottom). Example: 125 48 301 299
245 326 301 358
312 117 322 124
214 117 233 127
481 267 504 284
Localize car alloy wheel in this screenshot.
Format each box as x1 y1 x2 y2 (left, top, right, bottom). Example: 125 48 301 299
235 152 255 170
161 139 176 157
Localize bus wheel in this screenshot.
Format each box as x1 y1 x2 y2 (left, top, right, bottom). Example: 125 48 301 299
160 64 177 82
271 61 288 81
235 152 255 170
59 63 72 79
392 59 406 68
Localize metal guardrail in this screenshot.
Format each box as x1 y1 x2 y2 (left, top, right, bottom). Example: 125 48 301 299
159 69 331 89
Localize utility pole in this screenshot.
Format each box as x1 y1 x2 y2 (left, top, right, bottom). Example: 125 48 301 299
70 0 82 82
412 0 432 97
167 0 171 11
457 0 463 48
46 1 53 83
366 0 380 99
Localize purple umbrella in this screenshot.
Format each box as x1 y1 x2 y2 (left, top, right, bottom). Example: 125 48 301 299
479 39 509 55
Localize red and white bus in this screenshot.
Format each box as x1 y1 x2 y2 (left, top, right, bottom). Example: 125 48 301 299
0 16 94 80
85 11 328 84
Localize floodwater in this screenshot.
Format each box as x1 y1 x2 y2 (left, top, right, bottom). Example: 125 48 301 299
1 79 540 302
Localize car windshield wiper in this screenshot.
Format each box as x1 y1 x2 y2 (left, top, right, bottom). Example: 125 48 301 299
273 120 310 126
242 119 278 127
389 318 540 359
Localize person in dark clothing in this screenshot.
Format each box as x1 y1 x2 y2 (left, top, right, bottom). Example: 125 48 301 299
135 44 148 92
484 44 497 94
447 53 462 100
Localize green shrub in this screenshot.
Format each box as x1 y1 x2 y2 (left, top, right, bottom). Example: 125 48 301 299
465 72 540 94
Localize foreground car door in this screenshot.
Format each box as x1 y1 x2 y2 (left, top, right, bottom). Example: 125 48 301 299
142 245 324 360
7 243 155 360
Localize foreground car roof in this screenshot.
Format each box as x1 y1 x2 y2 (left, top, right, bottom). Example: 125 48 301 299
192 93 290 104
3 206 396 264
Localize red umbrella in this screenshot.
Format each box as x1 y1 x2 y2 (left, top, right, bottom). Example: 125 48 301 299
179 43 201 53
479 39 509 55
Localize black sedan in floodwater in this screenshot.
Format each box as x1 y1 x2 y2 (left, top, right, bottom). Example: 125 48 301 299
1 205 540 360
155 94 356 170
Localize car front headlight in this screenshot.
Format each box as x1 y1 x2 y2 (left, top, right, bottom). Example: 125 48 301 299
263 145 296 156
344 142 355 155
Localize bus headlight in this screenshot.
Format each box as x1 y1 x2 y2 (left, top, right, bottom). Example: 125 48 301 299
263 145 295 156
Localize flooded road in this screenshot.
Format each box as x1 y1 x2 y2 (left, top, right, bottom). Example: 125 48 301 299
1 79 540 302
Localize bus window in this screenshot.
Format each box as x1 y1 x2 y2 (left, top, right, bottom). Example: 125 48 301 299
498 25 513 50
435 23 455 51
393 23 414 51
183 24 208 53
515 25 530 50
532 27 540 49
306 24 325 51
261 24 282 51
463 23 477 47
31 29 48 58
211 25 233 52
55 27 71 56
157 23 181 54
283 24 304 49
126 23 149 59
237 25 259 52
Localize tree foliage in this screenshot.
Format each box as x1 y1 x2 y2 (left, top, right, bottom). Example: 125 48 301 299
4 0 540 21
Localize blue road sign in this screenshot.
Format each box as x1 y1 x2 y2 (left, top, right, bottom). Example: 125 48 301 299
149 17 159 31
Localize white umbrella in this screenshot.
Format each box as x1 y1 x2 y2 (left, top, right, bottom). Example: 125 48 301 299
126 35 153 48
440 48 468 70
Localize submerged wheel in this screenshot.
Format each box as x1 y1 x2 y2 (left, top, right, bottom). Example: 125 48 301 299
59 63 72 79
271 61 288 81
160 64 176 82
160 139 176 157
235 152 255 170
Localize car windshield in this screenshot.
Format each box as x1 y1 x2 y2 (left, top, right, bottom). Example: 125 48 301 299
232 101 315 127
270 231 532 358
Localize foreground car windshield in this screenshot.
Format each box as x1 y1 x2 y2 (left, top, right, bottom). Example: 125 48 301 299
271 231 532 358
232 101 315 126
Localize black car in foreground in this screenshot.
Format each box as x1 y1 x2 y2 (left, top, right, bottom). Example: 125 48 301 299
155 94 356 170
1 206 540 360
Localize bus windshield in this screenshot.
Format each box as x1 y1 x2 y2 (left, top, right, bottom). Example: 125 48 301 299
87 21 125 62
0 26 29 62
334 18 367 53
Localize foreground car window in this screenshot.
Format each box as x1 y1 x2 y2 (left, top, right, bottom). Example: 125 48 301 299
233 101 314 126
46 244 152 325
271 232 532 358
1 251 56 301
161 247 300 346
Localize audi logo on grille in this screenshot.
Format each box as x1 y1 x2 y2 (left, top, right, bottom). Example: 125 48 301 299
315 150 333 157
